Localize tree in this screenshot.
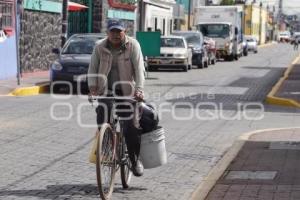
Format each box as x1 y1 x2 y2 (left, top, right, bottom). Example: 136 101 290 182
220 0 235 5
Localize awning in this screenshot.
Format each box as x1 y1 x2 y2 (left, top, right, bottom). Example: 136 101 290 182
68 1 88 11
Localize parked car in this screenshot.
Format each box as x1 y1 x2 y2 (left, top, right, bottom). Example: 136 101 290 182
242 35 248 56
172 31 209 68
50 33 106 91
278 31 291 43
204 37 217 64
245 35 258 53
147 35 192 72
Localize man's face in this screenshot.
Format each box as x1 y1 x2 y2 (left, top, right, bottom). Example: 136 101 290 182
107 29 126 46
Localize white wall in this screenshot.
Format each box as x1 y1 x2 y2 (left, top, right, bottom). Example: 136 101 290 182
144 4 173 35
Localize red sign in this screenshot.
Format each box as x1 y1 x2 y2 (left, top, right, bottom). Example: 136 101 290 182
108 0 136 11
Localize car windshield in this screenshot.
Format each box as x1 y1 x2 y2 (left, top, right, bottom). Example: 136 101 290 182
161 38 185 48
197 24 230 38
246 38 255 42
173 32 202 46
62 36 102 54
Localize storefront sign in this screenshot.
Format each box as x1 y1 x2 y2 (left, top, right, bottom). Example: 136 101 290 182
107 9 135 20
23 0 61 13
108 0 136 11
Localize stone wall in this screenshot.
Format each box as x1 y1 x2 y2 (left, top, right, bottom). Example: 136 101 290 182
92 0 102 33
19 10 61 72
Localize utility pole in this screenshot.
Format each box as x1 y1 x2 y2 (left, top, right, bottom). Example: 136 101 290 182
15 0 21 85
187 0 191 30
277 0 282 30
61 0 68 47
259 1 262 44
272 5 275 40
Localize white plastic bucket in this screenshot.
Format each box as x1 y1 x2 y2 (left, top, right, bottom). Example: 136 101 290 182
140 127 167 169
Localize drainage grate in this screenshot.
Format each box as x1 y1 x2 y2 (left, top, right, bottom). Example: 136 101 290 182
225 171 277 180
269 142 300 150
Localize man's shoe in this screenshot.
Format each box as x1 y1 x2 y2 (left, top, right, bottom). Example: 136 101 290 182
132 159 144 177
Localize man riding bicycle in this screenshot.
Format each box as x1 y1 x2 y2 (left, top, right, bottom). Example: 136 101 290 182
88 19 145 177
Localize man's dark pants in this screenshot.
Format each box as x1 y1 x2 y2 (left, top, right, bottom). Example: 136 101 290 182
95 97 142 165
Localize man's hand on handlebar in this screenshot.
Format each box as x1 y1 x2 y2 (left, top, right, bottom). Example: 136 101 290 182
88 86 98 103
134 89 144 101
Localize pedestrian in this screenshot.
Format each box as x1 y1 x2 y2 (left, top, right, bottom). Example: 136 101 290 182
88 19 145 177
294 37 299 50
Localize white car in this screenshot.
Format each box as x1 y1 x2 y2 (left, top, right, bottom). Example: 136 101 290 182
245 35 258 53
278 31 291 42
147 35 192 72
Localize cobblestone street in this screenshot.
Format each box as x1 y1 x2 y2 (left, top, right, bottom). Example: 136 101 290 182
0 44 300 200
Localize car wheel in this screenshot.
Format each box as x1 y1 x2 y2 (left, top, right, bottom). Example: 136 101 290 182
227 54 234 61
188 64 192 70
204 61 208 68
50 82 61 93
211 58 216 65
234 54 239 60
148 66 154 71
254 50 258 54
183 65 188 72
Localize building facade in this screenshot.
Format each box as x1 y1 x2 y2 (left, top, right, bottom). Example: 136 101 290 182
138 0 175 35
0 0 17 80
244 4 267 44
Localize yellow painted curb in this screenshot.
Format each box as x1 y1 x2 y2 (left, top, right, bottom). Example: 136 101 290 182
9 85 48 96
265 54 300 108
191 127 300 200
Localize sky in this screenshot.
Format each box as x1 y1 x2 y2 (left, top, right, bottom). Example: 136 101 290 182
246 0 300 15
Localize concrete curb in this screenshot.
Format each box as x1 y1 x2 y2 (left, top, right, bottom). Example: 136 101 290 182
190 127 300 200
8 84 49 96
265 54 300 108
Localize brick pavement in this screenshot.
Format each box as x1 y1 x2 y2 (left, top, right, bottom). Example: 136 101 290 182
0 44 300 200
206 128 300 200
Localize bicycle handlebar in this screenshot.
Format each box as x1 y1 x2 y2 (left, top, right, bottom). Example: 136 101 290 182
88 95 138 103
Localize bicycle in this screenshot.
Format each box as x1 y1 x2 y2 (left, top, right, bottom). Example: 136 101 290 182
89 96 137 200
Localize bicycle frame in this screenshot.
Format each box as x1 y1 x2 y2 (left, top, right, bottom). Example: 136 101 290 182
93 96 135 199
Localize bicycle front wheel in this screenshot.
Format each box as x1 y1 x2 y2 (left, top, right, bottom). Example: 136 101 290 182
96 124 116 200
120 136 132 189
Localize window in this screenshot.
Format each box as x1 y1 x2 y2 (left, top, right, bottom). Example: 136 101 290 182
0 1 14 30
161 38 184 48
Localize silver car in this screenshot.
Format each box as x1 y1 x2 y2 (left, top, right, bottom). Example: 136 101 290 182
147 35 192 72
245 35 258 53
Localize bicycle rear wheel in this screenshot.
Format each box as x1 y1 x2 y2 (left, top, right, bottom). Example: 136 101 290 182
120 136 132 189
96 124 116 200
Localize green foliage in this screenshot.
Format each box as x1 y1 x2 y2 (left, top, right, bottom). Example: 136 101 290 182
220 0 235 5
120 0 137 5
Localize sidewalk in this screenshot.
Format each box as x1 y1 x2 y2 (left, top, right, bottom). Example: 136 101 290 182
198 128 300 200
266 55 300 108
0 71 49 96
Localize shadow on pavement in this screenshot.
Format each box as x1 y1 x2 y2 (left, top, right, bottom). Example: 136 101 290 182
0 184 147 199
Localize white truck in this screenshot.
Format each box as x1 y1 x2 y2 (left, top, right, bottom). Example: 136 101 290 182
194 6 244 61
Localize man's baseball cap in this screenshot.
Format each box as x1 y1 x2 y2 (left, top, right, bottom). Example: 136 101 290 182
107 19 125 31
